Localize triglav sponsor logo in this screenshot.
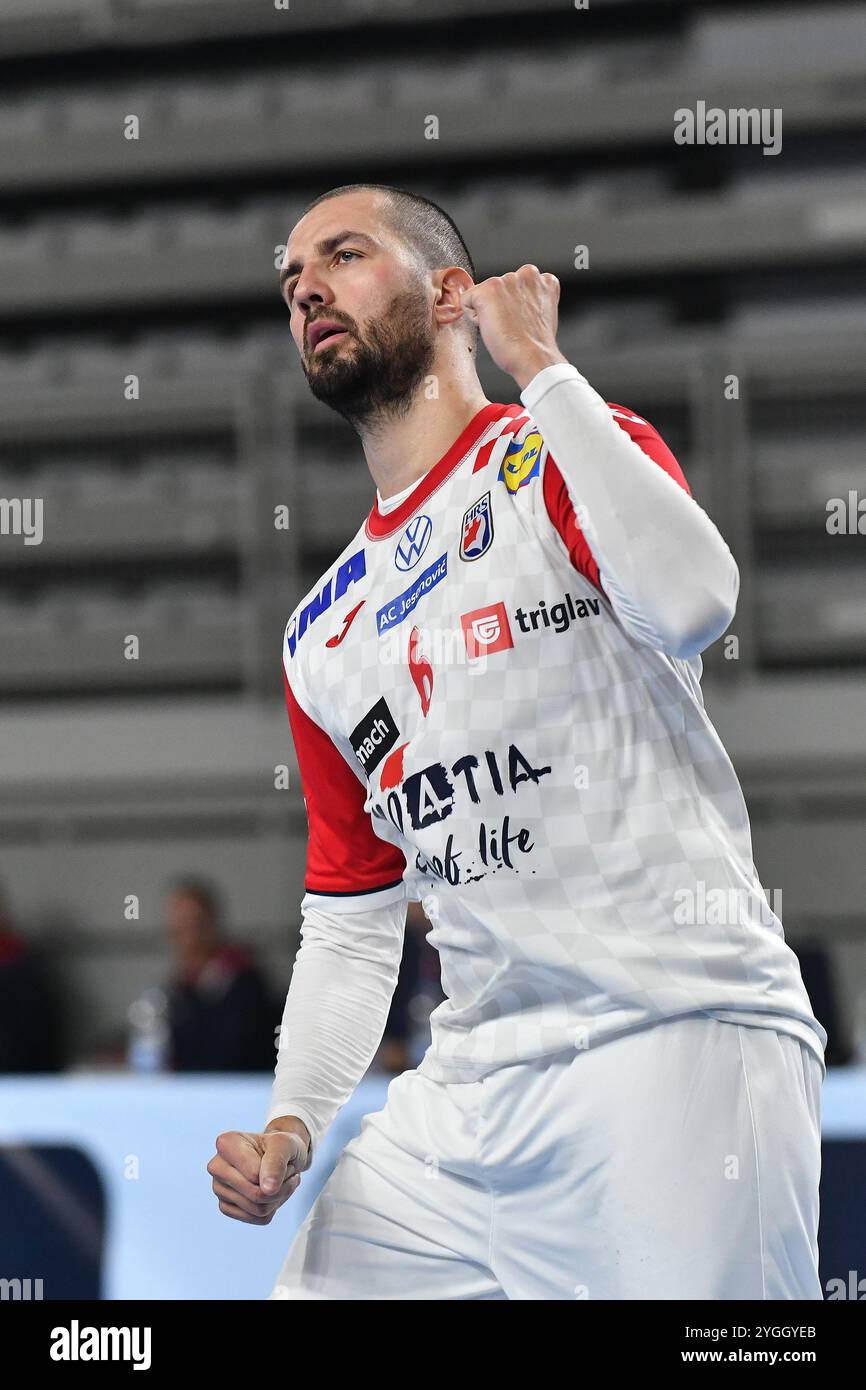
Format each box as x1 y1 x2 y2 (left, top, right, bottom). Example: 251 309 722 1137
514 594 601 635
461 602 513 659
461 591 601 660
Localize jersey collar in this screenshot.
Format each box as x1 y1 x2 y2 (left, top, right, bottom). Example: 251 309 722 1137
365 401 522 540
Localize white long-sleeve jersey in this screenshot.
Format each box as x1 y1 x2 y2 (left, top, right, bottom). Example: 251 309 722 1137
267 363 827 1153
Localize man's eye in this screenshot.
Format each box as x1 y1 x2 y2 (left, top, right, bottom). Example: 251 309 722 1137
286 250 358 303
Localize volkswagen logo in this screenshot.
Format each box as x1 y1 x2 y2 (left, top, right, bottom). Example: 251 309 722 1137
394 515 433 571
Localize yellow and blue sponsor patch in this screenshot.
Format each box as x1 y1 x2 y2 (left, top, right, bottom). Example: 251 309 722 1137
498 431 542 493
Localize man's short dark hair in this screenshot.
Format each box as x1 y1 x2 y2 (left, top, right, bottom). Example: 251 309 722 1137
168 878 220 926
302 183 478 338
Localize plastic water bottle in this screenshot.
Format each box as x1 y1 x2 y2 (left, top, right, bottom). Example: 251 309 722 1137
127 987 169 1072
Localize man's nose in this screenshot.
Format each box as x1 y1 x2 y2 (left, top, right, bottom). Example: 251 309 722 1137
296 288 323 316
294 271 334 316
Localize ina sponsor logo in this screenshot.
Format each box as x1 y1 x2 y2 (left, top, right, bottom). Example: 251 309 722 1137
286 548 366 657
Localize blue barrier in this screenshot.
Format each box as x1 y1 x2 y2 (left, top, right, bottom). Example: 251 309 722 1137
0 1066 863 1300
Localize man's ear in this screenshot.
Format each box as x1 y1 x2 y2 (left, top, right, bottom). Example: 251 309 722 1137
433 266 474 328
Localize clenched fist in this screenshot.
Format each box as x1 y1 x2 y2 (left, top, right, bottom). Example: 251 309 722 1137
207 1120 310 1226
459 263 568 389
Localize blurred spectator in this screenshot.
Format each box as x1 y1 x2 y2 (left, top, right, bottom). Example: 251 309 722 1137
0 881 64 1072
160 879 279 1072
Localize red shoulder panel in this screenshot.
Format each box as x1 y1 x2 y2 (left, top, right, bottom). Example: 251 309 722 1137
283 668 406 898
543 403 691 596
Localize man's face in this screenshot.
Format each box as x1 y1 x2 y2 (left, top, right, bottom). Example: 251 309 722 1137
165 893 213 958
280 192 436 426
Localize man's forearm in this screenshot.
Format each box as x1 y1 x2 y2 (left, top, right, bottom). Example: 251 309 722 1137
266 895 406 1158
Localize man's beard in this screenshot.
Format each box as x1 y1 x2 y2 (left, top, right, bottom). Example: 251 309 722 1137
302 287 435 431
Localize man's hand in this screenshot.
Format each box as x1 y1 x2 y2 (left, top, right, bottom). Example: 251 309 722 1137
459 264 569 390
207 1119 310 1226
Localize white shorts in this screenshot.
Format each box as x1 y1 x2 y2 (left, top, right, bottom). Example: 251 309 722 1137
269 1016 823 1300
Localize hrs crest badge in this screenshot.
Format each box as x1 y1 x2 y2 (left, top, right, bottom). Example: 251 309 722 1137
459 492 494 562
